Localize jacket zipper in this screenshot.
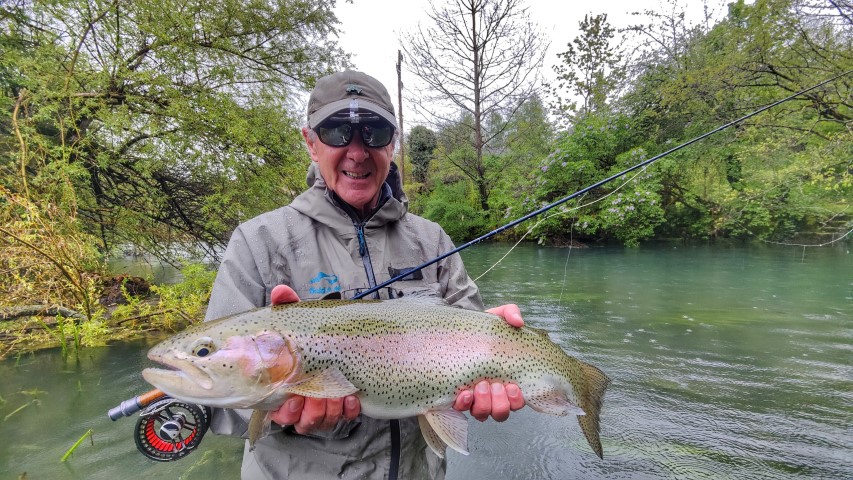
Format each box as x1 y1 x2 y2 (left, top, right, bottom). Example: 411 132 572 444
355 223 380 299
351 211 400 480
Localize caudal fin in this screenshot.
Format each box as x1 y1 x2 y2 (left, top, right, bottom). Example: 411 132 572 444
576 361 610 459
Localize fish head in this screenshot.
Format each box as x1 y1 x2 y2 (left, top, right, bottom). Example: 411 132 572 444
142 328 300 409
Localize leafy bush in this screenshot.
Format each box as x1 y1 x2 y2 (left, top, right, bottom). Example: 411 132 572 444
422 182 487 242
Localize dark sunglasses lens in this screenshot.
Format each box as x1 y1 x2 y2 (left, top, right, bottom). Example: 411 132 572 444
316 121 394 147
362 123 393 147
317 123 352 147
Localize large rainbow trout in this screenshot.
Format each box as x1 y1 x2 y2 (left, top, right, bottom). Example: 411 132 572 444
142 292 610 458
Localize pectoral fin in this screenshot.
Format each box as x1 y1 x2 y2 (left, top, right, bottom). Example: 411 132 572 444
247 409 272 450
284 368 359 398
422 410 469 456
526 389 585 416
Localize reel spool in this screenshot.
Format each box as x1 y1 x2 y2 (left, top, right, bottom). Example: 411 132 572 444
133 396 212 461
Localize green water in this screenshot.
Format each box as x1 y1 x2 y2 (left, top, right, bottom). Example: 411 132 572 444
1 243 850 479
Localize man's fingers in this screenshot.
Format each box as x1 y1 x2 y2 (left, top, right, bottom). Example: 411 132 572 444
489 383 511 422
485 304 524 328
270 395 304 426
343 395 361 421
470 381 491 422
506 383 525 411
294 397 326 434
453 390 473 412
321 397 344 431
271 285 300 305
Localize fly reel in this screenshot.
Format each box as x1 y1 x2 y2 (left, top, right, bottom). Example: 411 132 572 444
133 396 212 461
108 389 211 462
133 397 211 462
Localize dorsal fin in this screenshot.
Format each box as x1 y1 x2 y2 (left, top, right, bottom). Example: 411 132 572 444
319 291 343 300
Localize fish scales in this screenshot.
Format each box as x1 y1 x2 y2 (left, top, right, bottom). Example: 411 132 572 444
142 294 610 458
270 301 581 414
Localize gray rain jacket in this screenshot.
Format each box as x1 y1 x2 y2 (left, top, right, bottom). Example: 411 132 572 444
204 162 484 479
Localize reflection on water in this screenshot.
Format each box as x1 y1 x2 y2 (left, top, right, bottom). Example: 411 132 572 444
2 243 851 479
106 254 185 285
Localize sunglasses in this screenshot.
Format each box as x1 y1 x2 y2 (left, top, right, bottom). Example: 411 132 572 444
315 121 395 148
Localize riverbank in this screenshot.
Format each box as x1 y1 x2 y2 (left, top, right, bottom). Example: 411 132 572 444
0 264 214 361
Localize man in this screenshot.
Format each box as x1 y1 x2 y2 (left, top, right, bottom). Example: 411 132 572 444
205 70 525 479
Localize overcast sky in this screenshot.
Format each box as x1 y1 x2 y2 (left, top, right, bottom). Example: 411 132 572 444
332 0 727 126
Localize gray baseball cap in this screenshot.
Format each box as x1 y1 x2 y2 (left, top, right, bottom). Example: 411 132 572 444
307 70 397 129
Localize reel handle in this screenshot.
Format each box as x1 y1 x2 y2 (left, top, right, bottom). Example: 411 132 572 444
108 389 166 420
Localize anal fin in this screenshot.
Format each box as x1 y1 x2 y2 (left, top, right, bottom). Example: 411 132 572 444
422 410 469 456
418 414 449 458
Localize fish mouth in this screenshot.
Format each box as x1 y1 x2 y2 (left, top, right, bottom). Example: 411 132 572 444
142 353 214 392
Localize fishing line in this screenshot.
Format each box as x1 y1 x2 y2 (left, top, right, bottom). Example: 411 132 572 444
724 204 852 257
461 163 650 305
559 211 575 307
469 163 650 285
354 69 853 300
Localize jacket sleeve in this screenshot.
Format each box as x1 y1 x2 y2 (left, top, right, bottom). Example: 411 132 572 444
204 225 280 437
435 230 485 311
205 226 269 321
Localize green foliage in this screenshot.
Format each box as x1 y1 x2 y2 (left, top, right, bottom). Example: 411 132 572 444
422 181 487 242
609 0 852 243
150 263 216 329
0 186 104 316
595 153 666 247
525 112 666 246
1 0 346 262
549 13 624 126
408 125 437 183
414 94 554 242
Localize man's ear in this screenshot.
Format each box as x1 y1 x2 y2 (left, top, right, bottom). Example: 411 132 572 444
302 127 319 162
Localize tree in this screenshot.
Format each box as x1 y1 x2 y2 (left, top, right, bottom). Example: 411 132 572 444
548 13 625 126
408 125 437 183
1 0 347 262
619 0 851 241
485 94 553 228
402 0 547 211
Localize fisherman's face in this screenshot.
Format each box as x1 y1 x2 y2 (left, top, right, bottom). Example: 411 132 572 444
303 124 394 214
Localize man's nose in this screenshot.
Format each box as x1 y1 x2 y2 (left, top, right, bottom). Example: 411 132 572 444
345 130 369 160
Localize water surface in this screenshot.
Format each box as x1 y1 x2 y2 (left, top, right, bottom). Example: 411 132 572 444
1 243 850 479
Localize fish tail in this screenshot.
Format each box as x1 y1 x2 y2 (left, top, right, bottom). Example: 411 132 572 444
576 361 610 459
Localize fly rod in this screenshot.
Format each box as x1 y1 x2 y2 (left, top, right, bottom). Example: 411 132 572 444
354 70 852 300
108 388 165 420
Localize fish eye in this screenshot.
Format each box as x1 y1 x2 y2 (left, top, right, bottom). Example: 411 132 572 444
191 338 216 357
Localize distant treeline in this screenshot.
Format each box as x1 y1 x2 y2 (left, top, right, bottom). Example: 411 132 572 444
407 0 851 247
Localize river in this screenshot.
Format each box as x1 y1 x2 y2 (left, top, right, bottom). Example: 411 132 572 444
1 243 850 479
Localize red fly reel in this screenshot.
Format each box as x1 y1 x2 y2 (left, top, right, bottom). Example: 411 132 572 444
133 397 211 461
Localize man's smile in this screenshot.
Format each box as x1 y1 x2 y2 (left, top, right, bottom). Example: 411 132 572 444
343 171 371 179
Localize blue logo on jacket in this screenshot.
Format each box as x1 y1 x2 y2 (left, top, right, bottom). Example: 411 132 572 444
309 272 341 295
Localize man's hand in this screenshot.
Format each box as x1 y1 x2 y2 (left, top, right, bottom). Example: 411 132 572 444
485 303 524 328
267 284 361 434
270 284 300 305
453 380 525 422
453 303 526 421
269 395 361 434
